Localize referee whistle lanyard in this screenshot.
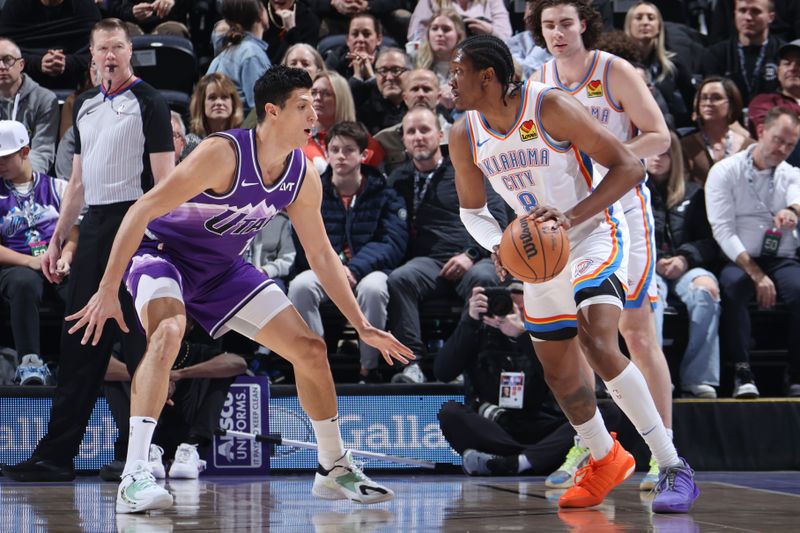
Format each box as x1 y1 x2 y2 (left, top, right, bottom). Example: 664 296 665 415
737 40 768 99
744 146 776 217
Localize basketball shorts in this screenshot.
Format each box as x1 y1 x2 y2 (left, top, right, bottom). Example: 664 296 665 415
620 182 657 309
522 204 630 342
125 238 291 339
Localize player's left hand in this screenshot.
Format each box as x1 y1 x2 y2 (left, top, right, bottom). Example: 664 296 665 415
66 287 129 346
491 244 508 282
528 205 571 229
358 325 416 366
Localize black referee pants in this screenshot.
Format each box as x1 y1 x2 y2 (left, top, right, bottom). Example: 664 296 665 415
35 203 146 466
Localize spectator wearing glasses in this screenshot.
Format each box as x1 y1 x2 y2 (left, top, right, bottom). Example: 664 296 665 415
0 38 60 175
705 107 800 398
303 70 384 173
682 76 755 186
352 47 411 135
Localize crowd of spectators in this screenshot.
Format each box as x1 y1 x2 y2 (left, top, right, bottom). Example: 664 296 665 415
2 0 800 405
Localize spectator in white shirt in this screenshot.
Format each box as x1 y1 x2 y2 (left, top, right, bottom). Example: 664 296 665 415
705 107 800 398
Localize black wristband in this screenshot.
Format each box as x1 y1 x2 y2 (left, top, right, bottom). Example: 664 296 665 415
464 247 481 262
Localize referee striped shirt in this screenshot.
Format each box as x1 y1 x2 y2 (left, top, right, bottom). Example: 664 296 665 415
73 79 173 206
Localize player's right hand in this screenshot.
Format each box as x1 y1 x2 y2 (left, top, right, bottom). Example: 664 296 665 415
491 244 508 282
66 287 129 346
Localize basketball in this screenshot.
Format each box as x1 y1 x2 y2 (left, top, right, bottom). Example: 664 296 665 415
498 217 569 283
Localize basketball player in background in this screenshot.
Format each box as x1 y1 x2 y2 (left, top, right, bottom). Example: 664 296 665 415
533 0 675 490
65 65 414 514
450 35 698 513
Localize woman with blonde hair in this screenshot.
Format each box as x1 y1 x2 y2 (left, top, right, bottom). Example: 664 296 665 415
416 8 466 81
648 131 721 400
624 1 694 127
303 71 384 172
188 73 244 138
681 76 755 185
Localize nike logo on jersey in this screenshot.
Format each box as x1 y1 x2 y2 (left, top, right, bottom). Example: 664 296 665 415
241 181 259 187
476 138 490 148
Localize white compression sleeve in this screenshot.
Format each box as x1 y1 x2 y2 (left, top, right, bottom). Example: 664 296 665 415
459 204 504 252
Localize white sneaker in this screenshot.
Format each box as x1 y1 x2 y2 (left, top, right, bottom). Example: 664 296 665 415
116 460 173 514
312 451 394 504
168 443 207 479
390 363 426 384
682 384 717 399
148 445 166 479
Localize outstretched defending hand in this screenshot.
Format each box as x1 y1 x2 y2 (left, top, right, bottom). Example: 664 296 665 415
358 326 416 367
66 287 129 346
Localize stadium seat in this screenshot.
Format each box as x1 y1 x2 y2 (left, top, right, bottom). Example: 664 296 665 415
131 35 197 95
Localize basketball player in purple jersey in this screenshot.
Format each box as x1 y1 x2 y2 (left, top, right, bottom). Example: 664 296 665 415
65 65 414 513
450 35 698 513
533 0 678 490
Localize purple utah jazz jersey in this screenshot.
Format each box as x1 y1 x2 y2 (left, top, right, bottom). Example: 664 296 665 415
145 128 306 264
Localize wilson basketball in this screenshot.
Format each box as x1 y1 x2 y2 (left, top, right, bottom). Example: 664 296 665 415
498 217 569 283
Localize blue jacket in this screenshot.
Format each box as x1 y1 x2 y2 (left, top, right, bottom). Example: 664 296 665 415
294 165 408 281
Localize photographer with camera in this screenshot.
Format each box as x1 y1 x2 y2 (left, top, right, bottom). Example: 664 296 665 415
436 283 623 476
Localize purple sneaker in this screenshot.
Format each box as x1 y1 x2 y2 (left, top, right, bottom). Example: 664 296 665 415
652 458 700 514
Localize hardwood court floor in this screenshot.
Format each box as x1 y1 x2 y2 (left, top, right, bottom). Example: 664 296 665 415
0 472 797 532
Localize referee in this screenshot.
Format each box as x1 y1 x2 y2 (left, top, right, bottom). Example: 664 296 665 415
3 18 175 481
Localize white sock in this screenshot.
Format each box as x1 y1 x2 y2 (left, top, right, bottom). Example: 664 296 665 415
604 362 680 469
666 427 674 441
573 407 614 460
517 454 532 473
311 414 345 470
124 416 157 475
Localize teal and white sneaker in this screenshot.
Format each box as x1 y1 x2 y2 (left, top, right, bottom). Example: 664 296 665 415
312 451 394 504
545 436 590 488
640 456 659 491
116 460 173 514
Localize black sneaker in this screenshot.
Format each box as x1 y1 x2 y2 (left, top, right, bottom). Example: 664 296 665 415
2 456 75 482
99 460 125 482
733 363 760 399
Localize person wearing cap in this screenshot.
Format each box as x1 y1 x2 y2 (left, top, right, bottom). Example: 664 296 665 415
703 0 784 105
0 120 73 385
748 39 800 167
0 37 59 174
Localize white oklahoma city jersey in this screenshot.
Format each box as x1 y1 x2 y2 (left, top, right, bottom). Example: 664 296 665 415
465 80 629 340
541 50 657 308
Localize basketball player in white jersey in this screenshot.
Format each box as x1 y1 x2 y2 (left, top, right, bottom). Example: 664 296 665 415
533 0 675 489
450 34 698 513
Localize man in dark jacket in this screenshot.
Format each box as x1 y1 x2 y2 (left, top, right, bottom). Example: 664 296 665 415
352 47 410 134
0 0 101 91
289 121 408 383
703 0 784 105
387 107 508 383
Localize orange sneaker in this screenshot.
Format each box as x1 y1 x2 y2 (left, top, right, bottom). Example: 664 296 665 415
558 433 635 508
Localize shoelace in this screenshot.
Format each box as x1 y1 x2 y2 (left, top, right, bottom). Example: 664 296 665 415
572 460 597 487
654 463 694 494
175 445 197 463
